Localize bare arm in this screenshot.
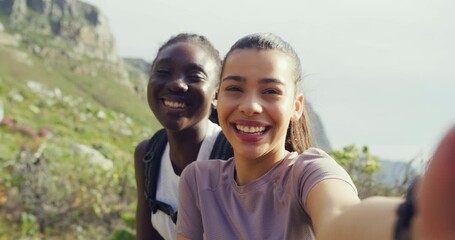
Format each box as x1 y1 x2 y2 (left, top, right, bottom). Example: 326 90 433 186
314 192 402 240
306 179 364 239
308 127 455 240
134 139 164 240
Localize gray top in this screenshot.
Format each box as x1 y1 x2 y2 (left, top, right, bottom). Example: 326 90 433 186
177 148 356 240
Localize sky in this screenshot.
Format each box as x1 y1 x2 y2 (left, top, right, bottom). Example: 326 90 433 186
83 0 455 161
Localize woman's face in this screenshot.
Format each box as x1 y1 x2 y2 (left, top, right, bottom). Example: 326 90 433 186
147 42 218 131
217 49 303 162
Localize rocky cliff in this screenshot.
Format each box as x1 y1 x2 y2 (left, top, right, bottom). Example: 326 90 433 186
1 0 118 62
306 103 332 150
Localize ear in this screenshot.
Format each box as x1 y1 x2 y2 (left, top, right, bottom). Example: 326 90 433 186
291 94 304 122
212 87 219 109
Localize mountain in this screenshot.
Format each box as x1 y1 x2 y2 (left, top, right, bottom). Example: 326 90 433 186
306 102 332 151
0 0 157 127
376 159 418 186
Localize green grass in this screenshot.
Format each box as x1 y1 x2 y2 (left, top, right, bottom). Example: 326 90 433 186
0 46 159 128
0 10 162 239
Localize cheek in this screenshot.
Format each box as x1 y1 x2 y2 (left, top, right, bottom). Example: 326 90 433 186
146 84 154 103
274 104 294 127
196 82 214 100
216 95 232 120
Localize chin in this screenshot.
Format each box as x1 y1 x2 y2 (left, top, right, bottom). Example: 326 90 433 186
235 146 266 160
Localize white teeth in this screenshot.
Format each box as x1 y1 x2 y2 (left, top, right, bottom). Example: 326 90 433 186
164 100 186 109
235 124 266 135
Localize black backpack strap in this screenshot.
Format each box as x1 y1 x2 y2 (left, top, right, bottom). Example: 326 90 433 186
144 129 233 224
209 131 234 160
143 129 168 215
153 201 178 224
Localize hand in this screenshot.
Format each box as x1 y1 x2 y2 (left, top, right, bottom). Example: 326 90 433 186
412 127 455 240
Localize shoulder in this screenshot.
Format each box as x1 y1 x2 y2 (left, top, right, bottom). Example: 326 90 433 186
134 139 149 166
292 148 357 196
293 148 341 169
300 147 332 159
291 147 353 187
134 129 169 172
134 129 167 163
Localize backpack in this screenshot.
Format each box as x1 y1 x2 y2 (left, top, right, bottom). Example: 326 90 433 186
143 128 233 223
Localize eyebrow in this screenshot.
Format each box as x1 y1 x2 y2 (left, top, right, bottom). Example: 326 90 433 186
153 58 208 76
186 63 207 74
222 75 246 82
222 75 285 85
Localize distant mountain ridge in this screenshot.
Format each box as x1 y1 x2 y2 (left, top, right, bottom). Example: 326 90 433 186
376 159 418 186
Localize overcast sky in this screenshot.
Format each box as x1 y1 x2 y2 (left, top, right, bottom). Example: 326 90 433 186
84 0 455 161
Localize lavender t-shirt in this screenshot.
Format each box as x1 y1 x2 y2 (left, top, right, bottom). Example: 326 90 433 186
177 148 357 240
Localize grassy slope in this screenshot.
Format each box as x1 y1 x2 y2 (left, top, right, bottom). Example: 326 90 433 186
0 11 160 238
0 46 158 125
0 32 160 159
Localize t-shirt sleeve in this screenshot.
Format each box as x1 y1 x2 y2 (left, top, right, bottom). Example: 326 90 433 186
296 148 357 210
176 162 204 239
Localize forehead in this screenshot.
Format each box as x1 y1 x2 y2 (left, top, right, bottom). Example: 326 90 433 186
155 42 216 70
222 49 293 81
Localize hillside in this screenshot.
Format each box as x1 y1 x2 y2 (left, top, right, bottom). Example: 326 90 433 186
0 0 157 238
0 0 158 127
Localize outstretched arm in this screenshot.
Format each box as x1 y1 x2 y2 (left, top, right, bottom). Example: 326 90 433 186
134 140 164 240
309 127 455 240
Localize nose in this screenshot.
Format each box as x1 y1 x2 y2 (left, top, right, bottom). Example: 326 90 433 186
167 74 188 93
238 93 262 117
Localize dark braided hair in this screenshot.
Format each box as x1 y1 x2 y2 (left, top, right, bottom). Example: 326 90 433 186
222 33 312 153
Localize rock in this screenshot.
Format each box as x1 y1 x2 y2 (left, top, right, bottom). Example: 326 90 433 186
9 0 27 26
70 143 113 170
0 24 21 46
124 58 152 75
28 105 40 114
306 103 332 151
4 0 120 63
9 90 24 102
96 110 106 119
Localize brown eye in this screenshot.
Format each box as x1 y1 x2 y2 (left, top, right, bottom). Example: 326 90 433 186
155 69 171 75
263 88 280 95
188 74 205 83
225 86 242 92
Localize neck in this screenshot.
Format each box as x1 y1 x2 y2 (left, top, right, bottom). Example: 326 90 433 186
166 120 209 174
234 148 288 186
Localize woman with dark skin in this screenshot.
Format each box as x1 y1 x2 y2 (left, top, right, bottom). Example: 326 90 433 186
134 33 232 240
